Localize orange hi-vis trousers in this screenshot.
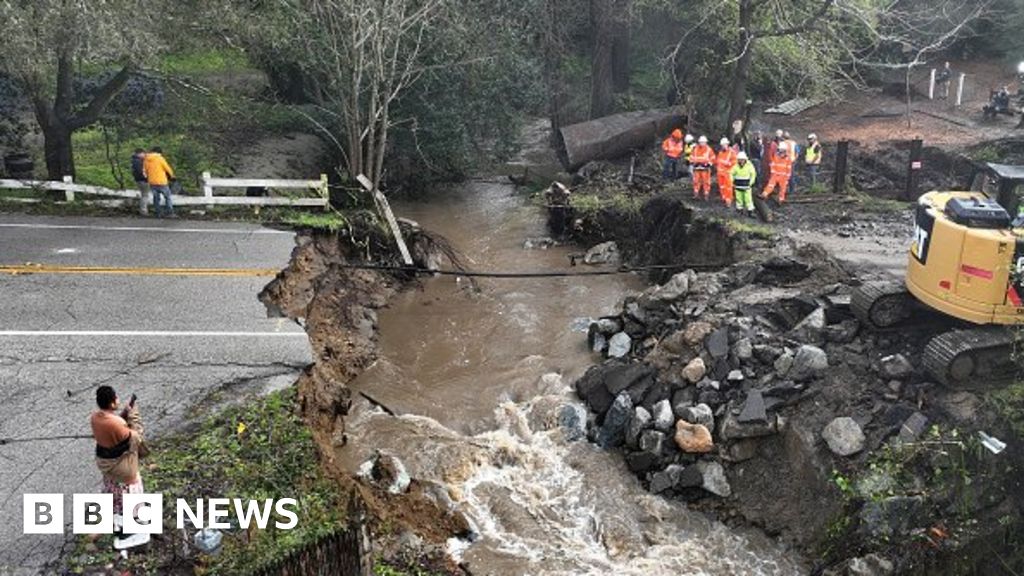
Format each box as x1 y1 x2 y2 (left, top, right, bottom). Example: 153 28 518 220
717 173 733 204
762 173 789 202
693 169 712 197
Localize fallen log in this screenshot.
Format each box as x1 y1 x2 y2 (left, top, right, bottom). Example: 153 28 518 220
557 109 686 171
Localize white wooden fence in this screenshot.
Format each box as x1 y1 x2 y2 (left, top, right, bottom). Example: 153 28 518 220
0 173 330 209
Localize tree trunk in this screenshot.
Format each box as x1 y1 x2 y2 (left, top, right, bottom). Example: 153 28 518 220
542 0 567 149
42 122 75 181
726 0 755 132
611 1 630 93
589 0 614 119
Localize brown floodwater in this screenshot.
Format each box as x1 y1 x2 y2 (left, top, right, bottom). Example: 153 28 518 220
338 181 805 575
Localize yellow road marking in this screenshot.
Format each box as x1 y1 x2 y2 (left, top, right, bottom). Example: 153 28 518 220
0 263 279 277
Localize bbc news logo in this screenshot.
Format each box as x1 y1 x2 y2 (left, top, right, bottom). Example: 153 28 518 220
23 494 299 534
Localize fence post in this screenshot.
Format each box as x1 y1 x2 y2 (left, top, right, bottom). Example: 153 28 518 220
357 174 414 266
62 176 75 202
201 171 214 210
319 173 330 211
955 73 966 107
928 69 936 100
832 140 849 195
905 138 924 201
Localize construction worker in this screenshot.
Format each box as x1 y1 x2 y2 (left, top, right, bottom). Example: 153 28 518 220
661 129 685 180
784 131 799 193
683 134 695 178
690 136 714 200
805 134 822 187
762 141 793 203
731 151 757 218
716 137 738 206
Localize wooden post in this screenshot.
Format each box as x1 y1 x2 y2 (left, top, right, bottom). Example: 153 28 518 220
928 69 936 100
832 140 849 195
319 174 330 211
356 174 413 266
905 138 923 201
201 171 214 210
62 176 74 202
955 73 966 107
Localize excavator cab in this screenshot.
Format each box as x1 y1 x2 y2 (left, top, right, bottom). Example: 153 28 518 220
853 162 1024 387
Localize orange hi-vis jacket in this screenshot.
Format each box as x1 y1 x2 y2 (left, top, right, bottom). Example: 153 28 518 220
770 153 793 178
662 137 684 159
716 148 737 173
690 144 714 168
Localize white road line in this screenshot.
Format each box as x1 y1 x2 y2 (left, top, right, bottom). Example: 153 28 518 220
0 223 291 235
0 330 306 337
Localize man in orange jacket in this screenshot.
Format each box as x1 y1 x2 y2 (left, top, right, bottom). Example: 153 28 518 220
143 146 176 218
661 129 685 180
761 141 793 203
715 137 738 206
690 135 714 199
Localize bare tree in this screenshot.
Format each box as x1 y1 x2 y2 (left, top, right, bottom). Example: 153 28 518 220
280 0 454 190
0 1 154 179
589 0 631 118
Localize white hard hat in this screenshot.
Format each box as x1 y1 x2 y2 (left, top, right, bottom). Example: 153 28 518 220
720 138 730 146
775 129 784 138
778 142 789 151
737 151 748 160
698 135 708 144
684 134 694 143
808 133 817 140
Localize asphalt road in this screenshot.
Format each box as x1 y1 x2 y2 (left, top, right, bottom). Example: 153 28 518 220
0 215 311 574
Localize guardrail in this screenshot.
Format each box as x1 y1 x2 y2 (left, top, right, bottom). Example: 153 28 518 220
0 173 330 209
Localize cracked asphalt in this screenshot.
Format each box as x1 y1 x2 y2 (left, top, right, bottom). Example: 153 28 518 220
0 215 311 574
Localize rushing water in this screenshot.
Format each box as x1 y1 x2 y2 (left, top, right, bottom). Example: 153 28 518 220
338 181 805 575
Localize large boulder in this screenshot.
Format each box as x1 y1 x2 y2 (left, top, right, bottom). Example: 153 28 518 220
359 451 411 495
674 420 714 453
648 270 693 302
822 417 865 456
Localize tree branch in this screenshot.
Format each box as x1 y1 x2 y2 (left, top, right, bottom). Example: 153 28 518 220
753 0 835 38
69 64 135 130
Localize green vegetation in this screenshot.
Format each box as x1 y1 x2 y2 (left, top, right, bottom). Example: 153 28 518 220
722 218 774 239
65 387 348 576
570 191 644 216
373 563 444 576
986 379 1024 438
280 209 351 232
160 49 253 75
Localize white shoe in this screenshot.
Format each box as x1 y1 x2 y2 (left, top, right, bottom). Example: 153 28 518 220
114 532 150 550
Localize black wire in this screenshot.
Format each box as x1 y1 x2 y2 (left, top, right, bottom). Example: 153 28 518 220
0 434 93 446
335 261 722 278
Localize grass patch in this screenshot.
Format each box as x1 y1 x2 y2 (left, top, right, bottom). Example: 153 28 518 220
723 218 775 239
160 49 253 75
280 209 350 232
64 387 348 576
570 192 643 216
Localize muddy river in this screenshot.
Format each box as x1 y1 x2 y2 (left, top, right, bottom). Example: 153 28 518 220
338 181 804 575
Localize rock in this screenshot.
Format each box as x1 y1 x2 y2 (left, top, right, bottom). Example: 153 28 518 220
733 338 753 362
790 345 828 381
575 365 615 414
823 319 860 344
359 451 411 495
791 307 826 343
604 363 655 396
638 429 666 455
557 404 587 441
674 420 714 453
625 407 651 449
845 554 895 576
651 271 691 301
583 241 619 265
671 388 695 417
625 450 660 473
597 393 633 448
897 412 928 443
682 321 714 346
607 332 632 358
593 317 622 335
679 403 715 430
879 354 913 380
859 496 925 539
523 237 556 250
696 390 725 409
649 464 685 494
697 461 731 497
682 357 707 384
754 344 782 365
652 400 674 432
937 391 979 424
822 417 865 456
590 332 608 354
638 382 672 412
737 390 768 424
774 349 794 376
726 369 745 384
719 411 777 441
706 327 730 359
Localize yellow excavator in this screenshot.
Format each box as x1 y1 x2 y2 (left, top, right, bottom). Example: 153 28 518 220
852 163 1024 387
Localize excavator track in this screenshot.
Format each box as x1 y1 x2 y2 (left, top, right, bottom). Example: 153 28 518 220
851 281 915 329
923 327 1018 389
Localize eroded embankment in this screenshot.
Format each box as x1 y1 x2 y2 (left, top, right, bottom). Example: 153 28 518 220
565 194 1024 574
259 225 471 572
